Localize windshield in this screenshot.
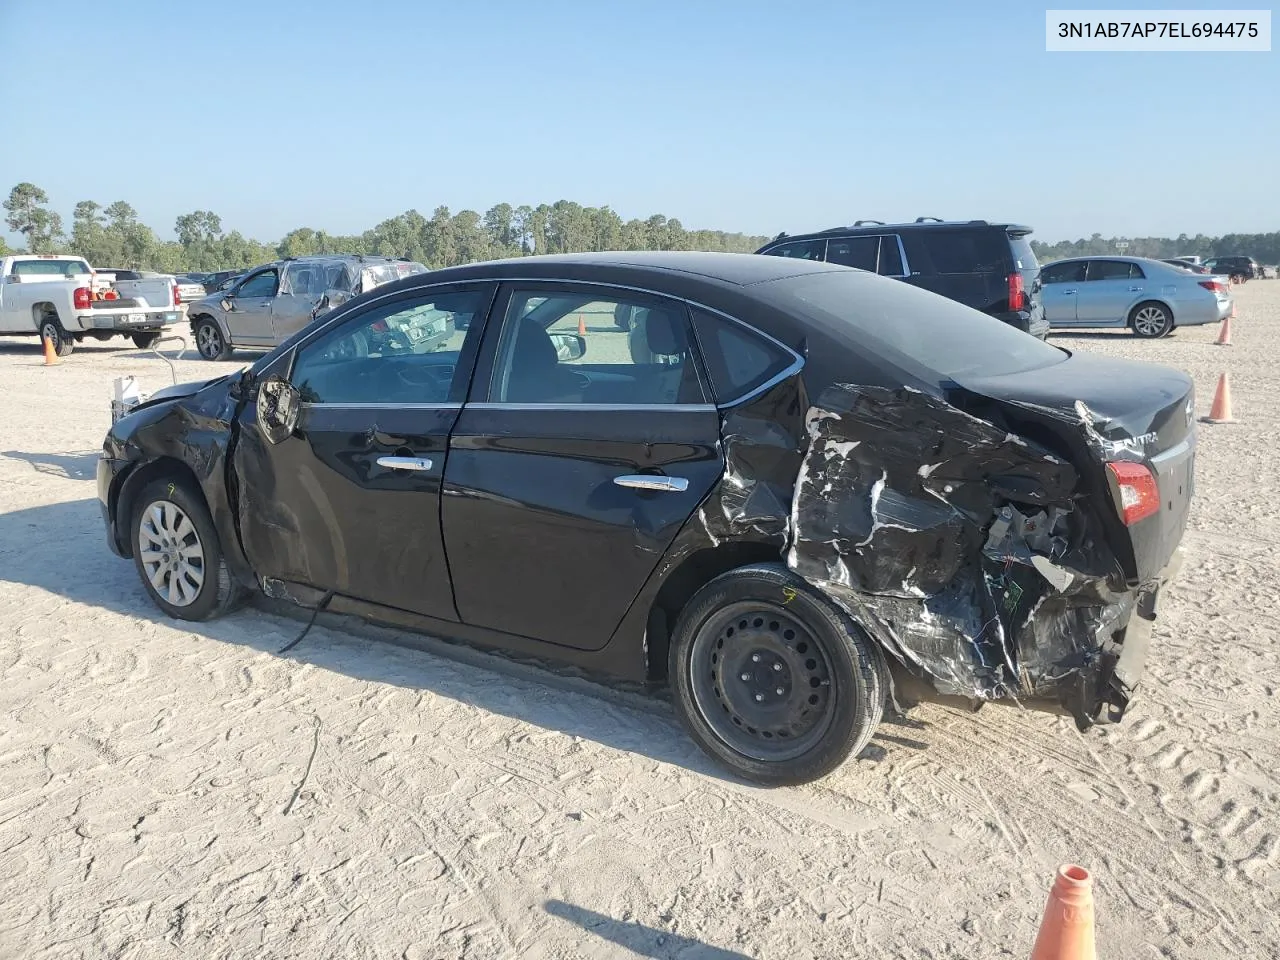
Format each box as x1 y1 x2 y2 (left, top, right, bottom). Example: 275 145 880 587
761 270 1067 383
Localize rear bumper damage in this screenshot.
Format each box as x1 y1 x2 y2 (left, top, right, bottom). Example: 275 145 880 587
783 385 1187 730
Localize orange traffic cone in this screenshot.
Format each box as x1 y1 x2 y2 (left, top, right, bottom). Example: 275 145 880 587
577 315 587 337
1214 314 1232 346
1030 864 1096 960
42 335 59 366
1200 373 1236 424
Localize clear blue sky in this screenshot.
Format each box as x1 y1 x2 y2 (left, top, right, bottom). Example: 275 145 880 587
1 0 1275 246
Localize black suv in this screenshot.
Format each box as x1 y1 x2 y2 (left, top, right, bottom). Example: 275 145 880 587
756 218 1047 338
1203 256 1258 282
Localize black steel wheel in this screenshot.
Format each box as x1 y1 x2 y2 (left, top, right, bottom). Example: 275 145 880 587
669 563 885 786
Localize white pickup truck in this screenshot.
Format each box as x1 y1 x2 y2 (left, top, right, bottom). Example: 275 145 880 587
0 254 183 356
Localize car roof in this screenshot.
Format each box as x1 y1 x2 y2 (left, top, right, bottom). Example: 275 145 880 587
763 219 1033 245
391 250 843 288
1045 255 1175 266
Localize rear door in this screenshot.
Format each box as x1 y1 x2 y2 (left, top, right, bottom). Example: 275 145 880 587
442 282 724 651
1076 260 1139 326
226 268 279 345
233 283 491 618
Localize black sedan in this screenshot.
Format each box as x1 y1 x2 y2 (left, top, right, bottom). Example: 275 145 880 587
97 252 1195 785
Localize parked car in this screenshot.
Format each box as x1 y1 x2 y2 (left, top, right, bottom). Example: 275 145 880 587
755 218 1047 338
1040 256 1231 337
0 254 183 354
1160 258 1209 274
1260 265 1278 280
98 252 1193 785
104 268 205 305
184 255 429 360
1202 256 1259 282
1172 255 1203 267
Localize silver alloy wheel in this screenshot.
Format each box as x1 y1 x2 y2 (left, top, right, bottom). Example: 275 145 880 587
196 322 223 359
40 320 59 345
1133 306 1169 337
137 500 206 607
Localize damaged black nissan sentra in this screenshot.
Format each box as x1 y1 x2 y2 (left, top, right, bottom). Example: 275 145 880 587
98 252 1194 785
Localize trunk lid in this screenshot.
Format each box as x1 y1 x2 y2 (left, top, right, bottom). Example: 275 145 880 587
958 351 1195 584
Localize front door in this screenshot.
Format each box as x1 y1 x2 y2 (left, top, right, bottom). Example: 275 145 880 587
442 283 725 651
225 267 279 345
271 261 326 343
1039 260 1086 325
233 283 493 618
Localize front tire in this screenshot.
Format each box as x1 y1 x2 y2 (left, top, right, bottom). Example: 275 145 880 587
1130 302 1173 339
193 316 232 361
132 332 160 349
130 478 244 621
39 314 75 357
669 563 885 786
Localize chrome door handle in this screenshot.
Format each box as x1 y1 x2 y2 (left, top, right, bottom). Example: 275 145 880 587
1061 289 1077 294
1129 286 1144 292
614 474 689 492
376 456 433 471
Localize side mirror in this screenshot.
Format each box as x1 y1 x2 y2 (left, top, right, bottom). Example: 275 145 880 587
257 376 301 445
549 332 586 362
221 297 234 311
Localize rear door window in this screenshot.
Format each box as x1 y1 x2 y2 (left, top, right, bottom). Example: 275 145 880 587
1008 234 1038 271
917 230 1008 273
763 239 826 260
1085 260 1132 281
826 237 879 271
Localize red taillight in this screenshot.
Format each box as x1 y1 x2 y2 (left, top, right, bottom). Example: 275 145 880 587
1107 461 1160 525
1008 272 1025 311
73 286 91 309
173 282 181 306
1198 280 1227 295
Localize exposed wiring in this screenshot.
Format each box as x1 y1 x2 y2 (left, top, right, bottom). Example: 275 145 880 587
277 591 334 655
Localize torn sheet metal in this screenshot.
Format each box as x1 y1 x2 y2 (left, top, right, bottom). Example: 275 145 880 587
786 384 1129 713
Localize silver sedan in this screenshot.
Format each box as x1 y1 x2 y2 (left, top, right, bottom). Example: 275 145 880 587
1040 256 1232 338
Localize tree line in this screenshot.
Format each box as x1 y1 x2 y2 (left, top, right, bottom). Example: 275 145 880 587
1031 232 1279 265
1 182 770 272
6 183 1276 271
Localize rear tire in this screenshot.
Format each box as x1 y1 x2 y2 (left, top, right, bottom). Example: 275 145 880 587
130 477 245 621
669 563 885 786
39 314 74 357
1130 302 1173 339
132 332 160 349
193 316 232 361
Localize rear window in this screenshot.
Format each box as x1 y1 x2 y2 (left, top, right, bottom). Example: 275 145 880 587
1008 233 1038 271
11 259 92 276
760 271 1066 384
916 230 1009 274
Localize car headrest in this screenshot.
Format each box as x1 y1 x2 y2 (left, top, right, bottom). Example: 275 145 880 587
644 308 685 356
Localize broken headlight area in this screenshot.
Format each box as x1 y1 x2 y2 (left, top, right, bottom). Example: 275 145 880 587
786 384 1135 726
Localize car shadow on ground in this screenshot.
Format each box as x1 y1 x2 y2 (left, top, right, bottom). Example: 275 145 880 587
0 449 101 481
0 496 930 782
544 899 753 959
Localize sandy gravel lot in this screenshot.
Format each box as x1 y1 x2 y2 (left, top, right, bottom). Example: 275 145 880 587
1 286 1277 959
